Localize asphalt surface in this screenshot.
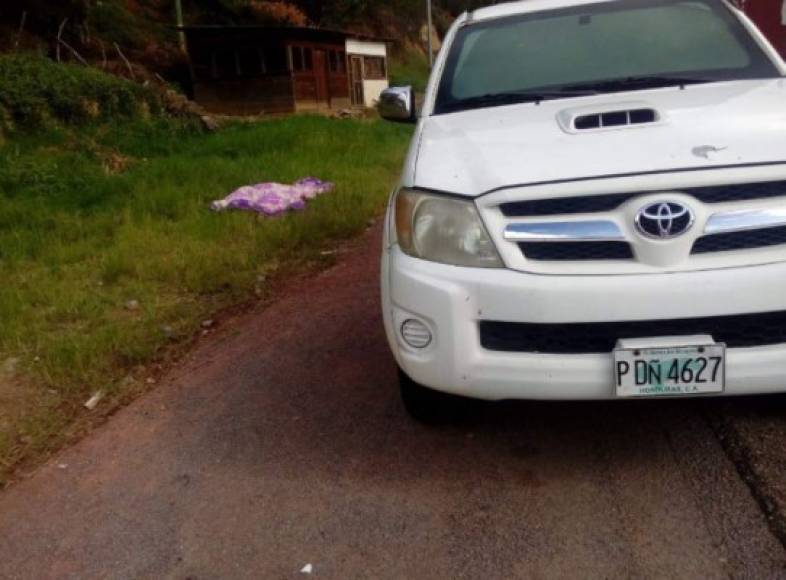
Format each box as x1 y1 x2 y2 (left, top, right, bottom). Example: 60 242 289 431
1 224 786 579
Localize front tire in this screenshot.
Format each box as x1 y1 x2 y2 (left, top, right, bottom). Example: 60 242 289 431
398 368 477 424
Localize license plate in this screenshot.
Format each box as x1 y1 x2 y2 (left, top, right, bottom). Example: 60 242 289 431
614 344 726 398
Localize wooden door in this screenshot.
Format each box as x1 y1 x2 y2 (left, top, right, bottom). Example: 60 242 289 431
313 50 329 106
350 55 364 106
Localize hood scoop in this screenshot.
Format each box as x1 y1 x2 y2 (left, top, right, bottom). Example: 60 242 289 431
557 102 662 134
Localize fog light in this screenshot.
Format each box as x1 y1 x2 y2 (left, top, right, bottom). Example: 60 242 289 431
401 319 432 349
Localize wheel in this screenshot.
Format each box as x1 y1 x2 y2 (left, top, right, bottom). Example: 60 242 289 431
398 368 477 424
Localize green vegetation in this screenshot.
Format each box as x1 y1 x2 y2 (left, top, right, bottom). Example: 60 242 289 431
390 48 432 93
0 114 411 483
0 0 477 486
90 1 170 48
0 54 160 131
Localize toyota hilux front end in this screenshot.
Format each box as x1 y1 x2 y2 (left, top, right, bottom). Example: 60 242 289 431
378 0 786 421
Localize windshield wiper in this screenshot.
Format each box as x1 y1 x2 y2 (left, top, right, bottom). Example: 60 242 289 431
561 75 714 93
439 87 598 113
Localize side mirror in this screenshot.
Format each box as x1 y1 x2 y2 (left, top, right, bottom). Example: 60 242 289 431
378 86 416 123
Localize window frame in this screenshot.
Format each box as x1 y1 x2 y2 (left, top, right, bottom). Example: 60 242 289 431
291 45 313 73
329 50 348 74
362 55 387 80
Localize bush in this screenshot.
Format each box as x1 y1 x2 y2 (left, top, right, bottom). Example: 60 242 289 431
390 47 431 92
90 1 149 48
0 54 161 129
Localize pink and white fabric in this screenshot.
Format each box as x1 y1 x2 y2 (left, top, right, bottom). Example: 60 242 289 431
210 178 334 216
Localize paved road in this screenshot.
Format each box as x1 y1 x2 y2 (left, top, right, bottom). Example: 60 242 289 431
1 225 785 579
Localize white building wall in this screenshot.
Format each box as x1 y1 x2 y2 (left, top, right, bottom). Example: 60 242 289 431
346 39 387 57
362 79 388 107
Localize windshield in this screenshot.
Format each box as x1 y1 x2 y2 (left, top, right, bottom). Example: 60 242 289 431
435 0 780 114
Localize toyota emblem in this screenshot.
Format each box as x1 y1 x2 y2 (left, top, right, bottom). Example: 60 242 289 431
635 202 694 239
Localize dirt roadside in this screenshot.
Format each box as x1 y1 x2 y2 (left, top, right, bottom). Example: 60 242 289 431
709 397 786 548
0 223 785 578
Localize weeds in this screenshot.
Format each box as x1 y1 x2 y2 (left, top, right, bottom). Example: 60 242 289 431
0 115 411 482
389 47 431 92
0 54 160 130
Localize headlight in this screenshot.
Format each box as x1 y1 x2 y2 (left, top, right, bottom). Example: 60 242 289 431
394 189 503 268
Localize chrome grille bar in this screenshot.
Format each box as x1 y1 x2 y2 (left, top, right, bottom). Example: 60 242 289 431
705 206 786 235
503 220 625 242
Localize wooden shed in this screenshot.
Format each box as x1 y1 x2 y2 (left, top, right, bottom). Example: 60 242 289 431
180 26 392 115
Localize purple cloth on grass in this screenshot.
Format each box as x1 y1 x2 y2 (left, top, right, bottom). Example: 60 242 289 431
210 177 334 216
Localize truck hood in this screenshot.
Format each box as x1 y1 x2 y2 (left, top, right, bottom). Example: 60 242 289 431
413 79 786 196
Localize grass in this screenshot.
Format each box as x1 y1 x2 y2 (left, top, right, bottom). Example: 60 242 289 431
0 115 412 483
389 48 432 93
0 54 160 132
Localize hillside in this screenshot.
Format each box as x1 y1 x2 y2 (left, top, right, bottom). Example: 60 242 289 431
0 1 484 87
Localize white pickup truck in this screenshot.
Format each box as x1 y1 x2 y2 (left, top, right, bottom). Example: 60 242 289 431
378 0 786 422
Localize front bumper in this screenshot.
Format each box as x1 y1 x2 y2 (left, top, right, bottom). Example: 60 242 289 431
382 245 786 400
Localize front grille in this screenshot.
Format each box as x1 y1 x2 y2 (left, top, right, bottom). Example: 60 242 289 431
501 193 634 217
519 241 633 261
479 311 786 354
692 226 786 254
500 180 786 217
